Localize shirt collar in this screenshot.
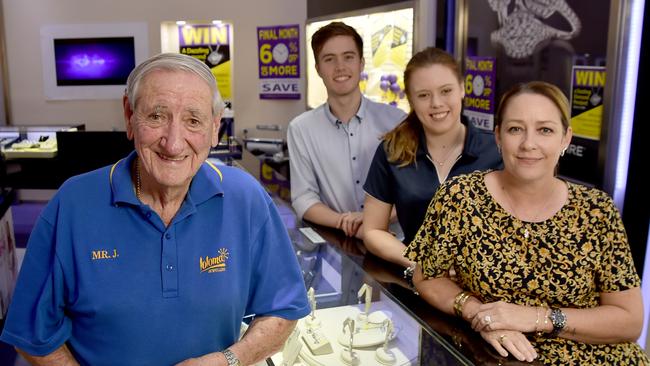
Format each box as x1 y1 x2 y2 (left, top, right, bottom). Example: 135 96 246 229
323 95 368 127
110 151 224 207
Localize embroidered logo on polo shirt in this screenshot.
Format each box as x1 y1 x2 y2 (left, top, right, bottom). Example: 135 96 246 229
91 249 119 260
200 248 229 273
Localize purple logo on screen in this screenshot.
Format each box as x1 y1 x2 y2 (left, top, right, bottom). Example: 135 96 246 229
54 37 136 86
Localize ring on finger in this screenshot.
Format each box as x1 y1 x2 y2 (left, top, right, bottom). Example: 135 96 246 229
484 315 492 324
499 334 507 344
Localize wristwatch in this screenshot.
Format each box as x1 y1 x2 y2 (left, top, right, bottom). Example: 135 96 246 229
222 348 241 366
403 263 418 295
549 308 567 337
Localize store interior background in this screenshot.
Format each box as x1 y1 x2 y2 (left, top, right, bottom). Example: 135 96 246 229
0 0 648 361
0 0 308 137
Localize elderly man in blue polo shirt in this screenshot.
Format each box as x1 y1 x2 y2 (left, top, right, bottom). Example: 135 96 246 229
0 53 310 366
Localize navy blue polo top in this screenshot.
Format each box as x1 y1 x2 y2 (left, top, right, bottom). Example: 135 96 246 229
364 123 502 244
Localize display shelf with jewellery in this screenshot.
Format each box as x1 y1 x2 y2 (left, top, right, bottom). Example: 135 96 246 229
264 227 476 366
0 125 88 160
270 286 419 366
0 126 142 190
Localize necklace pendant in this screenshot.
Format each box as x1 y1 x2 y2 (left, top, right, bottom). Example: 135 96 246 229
524 228 530 239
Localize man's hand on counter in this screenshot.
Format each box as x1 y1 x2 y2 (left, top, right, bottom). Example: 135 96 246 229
336 211 364 238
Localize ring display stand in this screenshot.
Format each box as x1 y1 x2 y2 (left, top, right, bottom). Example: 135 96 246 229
271 301 416 366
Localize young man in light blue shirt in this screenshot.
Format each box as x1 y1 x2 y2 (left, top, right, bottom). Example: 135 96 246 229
288 22 405 239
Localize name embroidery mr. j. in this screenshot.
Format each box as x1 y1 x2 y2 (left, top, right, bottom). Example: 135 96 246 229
91 249 119 260
200 248 229 273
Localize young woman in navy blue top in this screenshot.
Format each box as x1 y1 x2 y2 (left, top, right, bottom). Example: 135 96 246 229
363 47 501 275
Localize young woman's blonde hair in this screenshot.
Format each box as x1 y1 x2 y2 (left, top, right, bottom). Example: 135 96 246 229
383 47 463 167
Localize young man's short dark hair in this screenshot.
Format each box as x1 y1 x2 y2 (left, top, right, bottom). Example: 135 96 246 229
310 22 363 62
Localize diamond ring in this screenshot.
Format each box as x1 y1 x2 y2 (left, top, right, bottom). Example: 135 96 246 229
484 315 492 324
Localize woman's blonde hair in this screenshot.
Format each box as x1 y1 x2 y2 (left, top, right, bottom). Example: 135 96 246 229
383 47 462 167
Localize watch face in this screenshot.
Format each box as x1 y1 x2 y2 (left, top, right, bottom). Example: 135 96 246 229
549 308 567 335
472 75 485 97
272 43 289 64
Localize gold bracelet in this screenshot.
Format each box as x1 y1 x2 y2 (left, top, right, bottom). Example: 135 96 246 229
453 291 471 318
453 291 465 317
536 306 550 337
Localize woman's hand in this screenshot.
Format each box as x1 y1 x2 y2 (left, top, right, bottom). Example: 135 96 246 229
471 301 538 333
480 330 538 363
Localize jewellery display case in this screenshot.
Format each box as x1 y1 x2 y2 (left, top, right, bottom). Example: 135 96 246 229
0 125 81 159
0 125 138 190
269 231 472 366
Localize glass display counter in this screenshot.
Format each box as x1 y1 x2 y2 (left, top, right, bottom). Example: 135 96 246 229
230 151 466 365
0 125 82 159
232 146 543 366
0 126 138 190
269 227 473 366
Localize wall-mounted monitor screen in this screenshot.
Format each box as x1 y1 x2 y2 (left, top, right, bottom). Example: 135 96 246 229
53 37 136 86
41 23 148 100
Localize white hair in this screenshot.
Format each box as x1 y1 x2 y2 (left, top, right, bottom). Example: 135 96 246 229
125 53 224 115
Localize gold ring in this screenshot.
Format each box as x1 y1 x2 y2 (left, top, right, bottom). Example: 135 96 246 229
499 334 507 343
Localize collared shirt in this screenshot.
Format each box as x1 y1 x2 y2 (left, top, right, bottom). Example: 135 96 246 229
364 123 503 244
287 96 406 219
0 151 309 366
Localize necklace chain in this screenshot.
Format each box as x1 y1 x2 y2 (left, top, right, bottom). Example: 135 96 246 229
431 144 461 166
429 126 464 166
501 181 556 239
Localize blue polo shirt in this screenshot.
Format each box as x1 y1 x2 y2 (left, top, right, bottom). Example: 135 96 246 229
0 151 310 366
364 123 502 244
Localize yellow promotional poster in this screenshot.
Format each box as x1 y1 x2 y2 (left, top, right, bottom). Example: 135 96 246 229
558 65 605 186
570 66 605 141
178 24 233 102
306 7 413 112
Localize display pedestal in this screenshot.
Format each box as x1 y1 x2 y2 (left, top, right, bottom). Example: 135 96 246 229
271 301 417 366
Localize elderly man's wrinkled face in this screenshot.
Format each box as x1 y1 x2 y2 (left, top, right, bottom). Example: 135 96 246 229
125 69 220 191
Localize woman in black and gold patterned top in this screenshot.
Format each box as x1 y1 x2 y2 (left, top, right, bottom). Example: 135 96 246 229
405 81 649 365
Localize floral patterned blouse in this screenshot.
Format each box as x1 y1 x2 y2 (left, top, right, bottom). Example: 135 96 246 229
405 171 649 365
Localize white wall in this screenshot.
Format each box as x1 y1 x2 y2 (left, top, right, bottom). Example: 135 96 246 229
1 0 307 137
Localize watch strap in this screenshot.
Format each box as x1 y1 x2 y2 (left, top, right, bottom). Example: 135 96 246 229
549 308 567 337
403 263 419 295
222 348 241 366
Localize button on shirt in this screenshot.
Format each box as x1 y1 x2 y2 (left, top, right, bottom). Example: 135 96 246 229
288 96 406 219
